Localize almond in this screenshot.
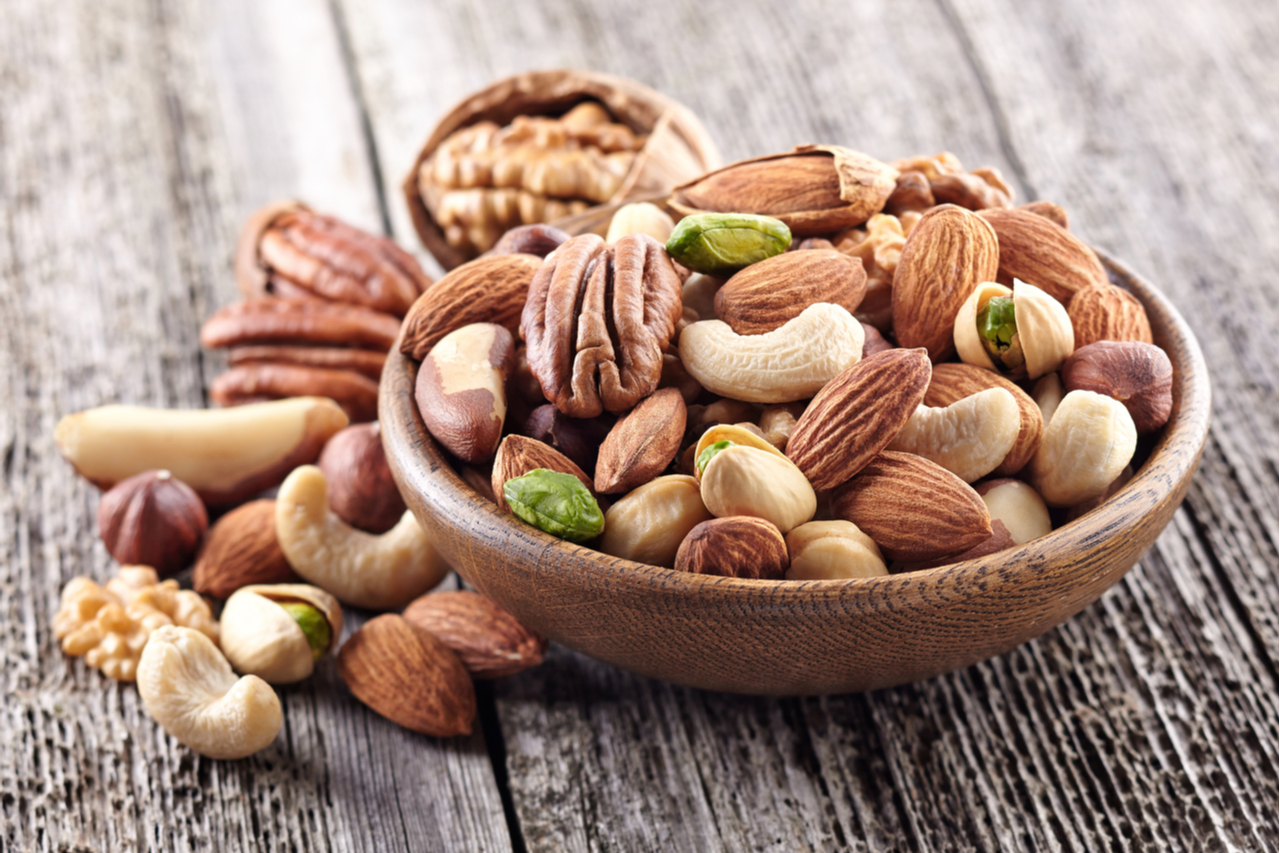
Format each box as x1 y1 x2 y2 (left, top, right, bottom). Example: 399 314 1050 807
400 253 541 360
712 250 867 335
192 500 300 599
786 348 932 491
669 145 898 236
337 614 476 737
594 389 687 494
1067 285 1153 349
416 323 515 463
674 516 789 579
925 363 1044 476
830 451 992 562
402 590 546 679
491 434 595 513
893 519 1016 572
891 205 999 361
979 208 1107 304
1019 200 1069 230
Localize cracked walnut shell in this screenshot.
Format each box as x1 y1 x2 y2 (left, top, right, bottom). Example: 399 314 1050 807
521 232 683 418
54 566 220 681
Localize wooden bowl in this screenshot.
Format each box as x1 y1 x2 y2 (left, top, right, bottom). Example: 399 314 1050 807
402 69 721 271
379 254 1210 696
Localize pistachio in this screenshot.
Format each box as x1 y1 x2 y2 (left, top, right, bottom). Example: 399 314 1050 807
700 445 816 534
503 468 605 542
278 602 330 660
598 475 714 567
219 584 342 684
665 213 791 276
955 279 1074 379
696 440 735 475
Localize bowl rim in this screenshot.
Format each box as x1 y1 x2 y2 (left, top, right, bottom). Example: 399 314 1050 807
381 249 1210 602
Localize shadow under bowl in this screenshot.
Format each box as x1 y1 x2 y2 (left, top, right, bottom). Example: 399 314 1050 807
380 252 1210 696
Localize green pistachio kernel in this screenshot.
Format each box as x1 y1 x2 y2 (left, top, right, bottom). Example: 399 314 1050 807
277 601 331 660
696 440 736 475
976 295 1025 370
665 213 791 276
503 469 604 542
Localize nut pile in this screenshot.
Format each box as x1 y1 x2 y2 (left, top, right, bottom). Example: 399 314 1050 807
402 143 1173 581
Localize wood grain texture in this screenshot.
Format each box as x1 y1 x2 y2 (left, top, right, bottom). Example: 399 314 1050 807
2 0 1276 850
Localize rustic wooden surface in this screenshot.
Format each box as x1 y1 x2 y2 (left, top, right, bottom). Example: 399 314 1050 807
0 0 1274 851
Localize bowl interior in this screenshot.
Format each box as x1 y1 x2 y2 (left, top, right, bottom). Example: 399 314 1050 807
380 252 1210 695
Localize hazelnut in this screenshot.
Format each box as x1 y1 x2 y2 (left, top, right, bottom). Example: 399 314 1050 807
1061 341 1173 434
674 516 789 579
317 422 407 534
97 469 207 576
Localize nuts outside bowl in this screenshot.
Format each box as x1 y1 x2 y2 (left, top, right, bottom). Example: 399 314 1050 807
379 252 1209 696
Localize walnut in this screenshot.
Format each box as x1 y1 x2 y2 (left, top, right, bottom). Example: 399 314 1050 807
889 152 1014 212
54 566 219 681
834 213 909 333
521 233 683 418
419 103 647 257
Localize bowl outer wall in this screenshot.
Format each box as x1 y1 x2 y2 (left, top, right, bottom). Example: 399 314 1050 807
379 252 1211 696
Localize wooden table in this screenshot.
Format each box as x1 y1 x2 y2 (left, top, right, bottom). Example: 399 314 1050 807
2 1 1275 850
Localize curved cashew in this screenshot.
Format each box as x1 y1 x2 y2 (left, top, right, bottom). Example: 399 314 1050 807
785 520 887 580
137 625 281 760
1028 390 1137 507
276 466 450 609
975 479 1052 545
678 303 864 403
887 387 1020 483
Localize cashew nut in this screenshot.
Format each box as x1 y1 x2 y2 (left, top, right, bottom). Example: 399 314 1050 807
137 625 282 760
606 202 675 244
1032 372 1064 426
275 466 450 609
54 397 349 506
887 387 1020 483
785 520 887 580
598 475 714 567
975 479 1052 545
1028 390 1137 507
678 303 864 403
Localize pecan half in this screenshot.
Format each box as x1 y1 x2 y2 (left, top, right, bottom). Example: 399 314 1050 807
200 298 400 352
521 233 682 418
227 345 386 380
211 364 379 423
235 201 430 316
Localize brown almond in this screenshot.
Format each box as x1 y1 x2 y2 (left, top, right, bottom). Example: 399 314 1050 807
786 348 932 491
713 250 867 335
491 435 595 513
1019 201 1069 230
594 389 687 494
1067 285 1154 349
674 516 789 579
415 323 515 463
337 614 476 737
925 363 1044 476
192 500 300 599
893 520 1017 572
891 205 1000 361
979 208 1108 304
830 451 992 562
402 590 546 679
669 145 898 236
400 254 541 360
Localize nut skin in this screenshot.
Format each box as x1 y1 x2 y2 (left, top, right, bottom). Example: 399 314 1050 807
399 253 542 361
598 475 713 567
893 519 1018 573
220 584 342 684
594 389 687 494
830 451 992 563
786 348 932 491
337 614 476 737
669 145 898 237
97 469 208 577
713 249 867 335
401 590 546 679
318 423 407 535
892 204 1000 362
201 298 401 352
1061 341 1173 434
415 323 515 463
192 500 300 599
674 516 789 579
1019 201 1069 230
212 363 379 423
491 435 596 514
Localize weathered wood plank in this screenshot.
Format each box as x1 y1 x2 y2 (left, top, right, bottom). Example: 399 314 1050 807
337 0 1277 850
0 1 511 850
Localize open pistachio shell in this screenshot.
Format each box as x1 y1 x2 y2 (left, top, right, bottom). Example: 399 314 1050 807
221 584 342 684
954 281 1011 372
699 445 816 533
1012 280 1075 379
693 423 789 484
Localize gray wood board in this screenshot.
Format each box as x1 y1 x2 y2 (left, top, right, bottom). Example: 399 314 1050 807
1 0 1276 850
